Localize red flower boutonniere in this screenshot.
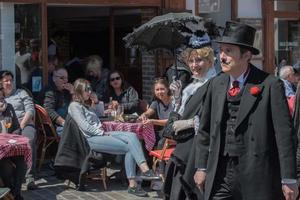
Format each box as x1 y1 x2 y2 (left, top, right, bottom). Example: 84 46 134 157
250 86 261 96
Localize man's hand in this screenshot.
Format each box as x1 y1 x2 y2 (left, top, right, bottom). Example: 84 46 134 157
63 83 74 94
194 170 206 193
282 183 298 200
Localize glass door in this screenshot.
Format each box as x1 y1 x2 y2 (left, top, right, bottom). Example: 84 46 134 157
14 3 42 89
275 18 300 70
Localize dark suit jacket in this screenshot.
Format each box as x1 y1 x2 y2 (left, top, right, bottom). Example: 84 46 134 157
163 80 210 200
195 65 296 200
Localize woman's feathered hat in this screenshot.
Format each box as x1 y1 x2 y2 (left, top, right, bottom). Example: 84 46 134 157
188 33 211 49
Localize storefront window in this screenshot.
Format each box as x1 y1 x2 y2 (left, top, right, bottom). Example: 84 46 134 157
274 18 300 69
274 1 300 11
14 4 41 90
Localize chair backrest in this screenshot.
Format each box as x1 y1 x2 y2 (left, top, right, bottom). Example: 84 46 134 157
138 99 149 114
158 138 176 160
35 104 59 141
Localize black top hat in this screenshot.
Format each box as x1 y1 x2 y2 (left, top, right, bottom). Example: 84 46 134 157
216 21 260 55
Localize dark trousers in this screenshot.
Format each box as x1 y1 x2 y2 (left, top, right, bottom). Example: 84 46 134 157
210 156 242 200
0 156 26 197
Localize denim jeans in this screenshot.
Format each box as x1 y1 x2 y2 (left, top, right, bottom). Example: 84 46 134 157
87 131 146 178
0 156 26 197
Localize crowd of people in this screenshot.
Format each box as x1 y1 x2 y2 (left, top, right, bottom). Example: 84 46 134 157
1 20 300 200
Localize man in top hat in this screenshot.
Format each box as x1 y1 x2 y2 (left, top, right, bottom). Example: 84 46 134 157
193 21 298 200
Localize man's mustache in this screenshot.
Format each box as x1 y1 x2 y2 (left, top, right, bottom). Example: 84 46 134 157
221 59 230 65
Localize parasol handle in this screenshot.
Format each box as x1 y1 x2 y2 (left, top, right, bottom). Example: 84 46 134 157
173 49 178 80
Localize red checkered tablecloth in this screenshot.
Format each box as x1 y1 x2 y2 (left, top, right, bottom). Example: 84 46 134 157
0 133 32 168
102 121 156 151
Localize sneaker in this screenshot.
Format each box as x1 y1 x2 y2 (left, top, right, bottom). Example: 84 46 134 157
140 170 161 181
128 186 148 197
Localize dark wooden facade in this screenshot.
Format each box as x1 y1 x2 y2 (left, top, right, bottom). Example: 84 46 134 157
4 0 186 86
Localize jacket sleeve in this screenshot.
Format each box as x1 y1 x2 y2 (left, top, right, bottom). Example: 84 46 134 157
194 81 213 169
68 102 104 137
44 90 60 122
122 87 139 112
19 89 35 118
271 79 296 179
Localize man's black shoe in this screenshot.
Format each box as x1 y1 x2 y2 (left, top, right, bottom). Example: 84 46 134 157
128 186 148 197
140 170 161 181
26 180 38 190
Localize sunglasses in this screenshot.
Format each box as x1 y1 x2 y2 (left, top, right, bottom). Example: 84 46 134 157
85 86 92 92
110 76 121 82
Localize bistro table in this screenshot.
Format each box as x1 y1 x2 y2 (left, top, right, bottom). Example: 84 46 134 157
102 121 156 151
0 133 32 168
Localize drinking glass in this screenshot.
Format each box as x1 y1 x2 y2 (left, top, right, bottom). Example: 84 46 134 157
4 116 12 129
117 105 124 117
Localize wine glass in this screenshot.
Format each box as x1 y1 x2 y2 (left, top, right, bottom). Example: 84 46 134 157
4 116 12 129
117 105 124 117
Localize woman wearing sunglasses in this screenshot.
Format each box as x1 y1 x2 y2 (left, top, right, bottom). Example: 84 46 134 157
68 78 160 197
103 70 139 114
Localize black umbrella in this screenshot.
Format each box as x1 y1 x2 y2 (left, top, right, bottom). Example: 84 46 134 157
123 12 206 77
124 12 205 51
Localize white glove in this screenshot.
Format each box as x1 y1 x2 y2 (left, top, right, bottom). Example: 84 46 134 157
169 79 182 99
172 119 194 135
194 115 200 135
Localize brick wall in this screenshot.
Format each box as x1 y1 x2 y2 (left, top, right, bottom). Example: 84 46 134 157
140 8 158 102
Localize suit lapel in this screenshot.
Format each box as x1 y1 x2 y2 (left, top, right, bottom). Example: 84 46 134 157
215 75 229 124
235 67 263 129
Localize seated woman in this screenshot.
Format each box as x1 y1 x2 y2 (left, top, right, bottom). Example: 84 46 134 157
0 83 26 200
43 67 73 135
0 70 37 190
138 78 174 178
102 70 139 114
68 78 160 197
85 55 109 100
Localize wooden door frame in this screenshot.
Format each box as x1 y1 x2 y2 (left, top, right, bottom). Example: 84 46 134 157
263 0 300 73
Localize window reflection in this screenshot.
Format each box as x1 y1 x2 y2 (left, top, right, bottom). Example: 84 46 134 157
14 4 41 89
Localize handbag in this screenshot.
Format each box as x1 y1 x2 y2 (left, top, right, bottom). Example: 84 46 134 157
162 111 194 141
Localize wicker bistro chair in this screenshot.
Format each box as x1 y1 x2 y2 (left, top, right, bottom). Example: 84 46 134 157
35 104 60 171
54 115 108 191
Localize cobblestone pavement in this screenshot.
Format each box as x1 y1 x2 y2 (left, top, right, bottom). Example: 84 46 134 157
22 167 164 200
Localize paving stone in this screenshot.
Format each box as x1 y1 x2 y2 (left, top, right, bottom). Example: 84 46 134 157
22 168 163 200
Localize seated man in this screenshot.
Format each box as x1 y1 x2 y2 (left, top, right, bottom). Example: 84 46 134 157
44 67 73 135
279 65 298 97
